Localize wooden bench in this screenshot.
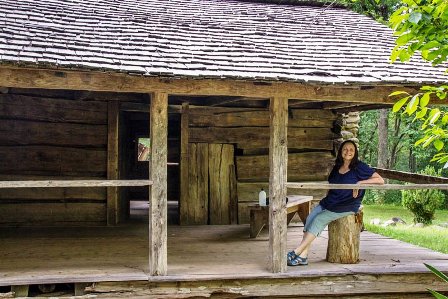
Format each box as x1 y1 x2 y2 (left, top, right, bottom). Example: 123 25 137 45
248 195 313 238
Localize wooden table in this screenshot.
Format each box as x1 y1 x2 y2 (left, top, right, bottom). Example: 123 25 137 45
248 195 313 238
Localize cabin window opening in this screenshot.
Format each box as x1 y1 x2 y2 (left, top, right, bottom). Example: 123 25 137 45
137 137 150 161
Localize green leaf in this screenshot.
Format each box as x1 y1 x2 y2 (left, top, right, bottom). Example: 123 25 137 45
390 13 408 28
399 49 411 61
416 107 429 119
437 155 448 163
437 92 447 100
421 40 441 50
390 47 402 63
423 135 435 147
396 33 415 46
422 135 435 147
425 263 448 282
406 94 420 115
421 86 434 91
429 109 441 124
427 50 442 61
409 12 423 24
434 139 444 151
415 136 429 146
393 96 410 112
389 91 410 97
427 289 448 299
442 114 448 124
420 92 431 107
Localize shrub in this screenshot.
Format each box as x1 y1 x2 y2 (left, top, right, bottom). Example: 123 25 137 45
402 166 445 225
363 189 402 205
384 189 403 205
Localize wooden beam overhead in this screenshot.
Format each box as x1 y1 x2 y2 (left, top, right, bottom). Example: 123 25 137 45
210 98 244 107
0 66 424 104
332 103 393 113
288 100 324 108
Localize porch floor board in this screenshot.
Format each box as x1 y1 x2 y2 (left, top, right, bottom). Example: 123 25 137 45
0 222 447 297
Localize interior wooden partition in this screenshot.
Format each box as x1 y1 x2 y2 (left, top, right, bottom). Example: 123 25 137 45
0 90 167 275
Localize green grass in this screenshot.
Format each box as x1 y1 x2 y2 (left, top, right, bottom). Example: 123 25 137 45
363 205 448 254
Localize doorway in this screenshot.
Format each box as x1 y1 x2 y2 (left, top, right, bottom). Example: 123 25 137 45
120 111 180 224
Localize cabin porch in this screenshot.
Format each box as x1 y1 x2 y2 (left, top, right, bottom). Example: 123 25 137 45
1 212 447 298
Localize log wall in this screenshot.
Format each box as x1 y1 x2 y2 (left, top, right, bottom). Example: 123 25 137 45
0 93 109 226
182 107 336 224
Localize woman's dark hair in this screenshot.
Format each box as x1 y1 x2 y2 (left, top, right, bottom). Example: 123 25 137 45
334 140 359 170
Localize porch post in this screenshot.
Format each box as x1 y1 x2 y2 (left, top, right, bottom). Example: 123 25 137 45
268 96 288 273
107 101 119 225
149 92 168 275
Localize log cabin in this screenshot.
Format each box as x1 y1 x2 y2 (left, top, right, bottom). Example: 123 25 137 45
0 0 447 297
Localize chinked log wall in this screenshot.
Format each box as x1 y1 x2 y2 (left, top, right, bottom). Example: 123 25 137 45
0 94 108 226
182 107 335 224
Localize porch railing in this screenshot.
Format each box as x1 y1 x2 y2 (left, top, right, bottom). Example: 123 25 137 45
0 180 152 188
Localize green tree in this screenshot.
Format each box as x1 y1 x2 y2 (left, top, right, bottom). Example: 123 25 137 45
342 0 400 22
389 0 448 166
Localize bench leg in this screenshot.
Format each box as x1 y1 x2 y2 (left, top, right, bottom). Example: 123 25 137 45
297 202 311 225
250 209 267 238
286 211 296 225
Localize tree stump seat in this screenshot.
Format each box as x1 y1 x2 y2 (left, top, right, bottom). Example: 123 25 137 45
326 206 364 264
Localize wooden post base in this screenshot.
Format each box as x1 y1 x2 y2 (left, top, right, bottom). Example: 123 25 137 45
11 285 29 297
326 208 363 264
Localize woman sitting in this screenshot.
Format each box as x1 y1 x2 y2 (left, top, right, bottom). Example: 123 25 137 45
287 140 384 266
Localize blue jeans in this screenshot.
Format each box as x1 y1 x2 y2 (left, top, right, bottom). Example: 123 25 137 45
304 204 354 237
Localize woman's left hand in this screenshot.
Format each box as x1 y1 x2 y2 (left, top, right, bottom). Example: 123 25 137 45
353 188 359 198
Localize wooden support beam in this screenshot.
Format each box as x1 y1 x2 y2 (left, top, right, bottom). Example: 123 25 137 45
74 283 91 296
149 92 168 276
268 96 288 273
333 104 392 113
0 180 151 188
0 66 424 104
210 97 247 107
229 164 238 225
375 167 448 184
107 101 120 225
179 103 189 225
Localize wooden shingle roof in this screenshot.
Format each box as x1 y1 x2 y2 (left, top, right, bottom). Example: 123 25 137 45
0 0 446 84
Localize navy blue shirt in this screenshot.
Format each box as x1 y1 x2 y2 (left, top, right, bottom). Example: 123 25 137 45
320 161 375 213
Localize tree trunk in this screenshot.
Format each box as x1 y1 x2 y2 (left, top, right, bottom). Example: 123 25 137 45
409 147 417 173
326 210 363 264
378 109 388 169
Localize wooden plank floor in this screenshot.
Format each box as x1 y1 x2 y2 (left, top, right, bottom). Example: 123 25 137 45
1 199 447 297
0 222 447 285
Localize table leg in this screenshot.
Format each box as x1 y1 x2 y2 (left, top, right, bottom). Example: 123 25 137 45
250 209 267 238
